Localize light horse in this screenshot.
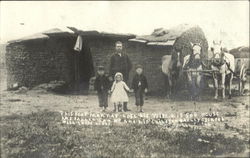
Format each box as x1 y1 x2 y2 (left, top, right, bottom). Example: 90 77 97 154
183 42 204 100
162 50 183 98
211 41 235 99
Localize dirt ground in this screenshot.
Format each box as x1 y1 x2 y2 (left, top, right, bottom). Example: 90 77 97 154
1 87 250 157
0 66 250 157
0 87 248 116
1 84 249 136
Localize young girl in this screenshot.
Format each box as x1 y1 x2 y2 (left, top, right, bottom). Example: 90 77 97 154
110 72 131 112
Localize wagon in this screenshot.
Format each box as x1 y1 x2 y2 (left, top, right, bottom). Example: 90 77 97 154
182 46 249 96
230 46 249 94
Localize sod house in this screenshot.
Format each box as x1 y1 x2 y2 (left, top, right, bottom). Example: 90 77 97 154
6 24 208 95
6 28 135 93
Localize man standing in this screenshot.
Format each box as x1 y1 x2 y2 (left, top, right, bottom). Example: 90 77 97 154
109 41 132 111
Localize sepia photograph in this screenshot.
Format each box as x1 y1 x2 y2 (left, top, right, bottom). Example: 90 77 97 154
0 1 249 158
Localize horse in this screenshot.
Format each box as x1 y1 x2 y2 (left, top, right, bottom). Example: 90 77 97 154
162 50 183 98
182 42 204 100
210 40 235 99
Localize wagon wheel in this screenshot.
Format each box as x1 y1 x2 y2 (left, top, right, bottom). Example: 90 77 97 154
238 64 247 95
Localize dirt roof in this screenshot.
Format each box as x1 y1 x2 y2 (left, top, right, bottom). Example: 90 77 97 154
42 28 67 34
129 24 199 44
8 28 74 43
8 27 135 44
230 46 249 58
8 33 49 43
67 26 135 39
43 28 75 37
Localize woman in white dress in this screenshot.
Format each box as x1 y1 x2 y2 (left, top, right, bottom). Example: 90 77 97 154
110 72 131 112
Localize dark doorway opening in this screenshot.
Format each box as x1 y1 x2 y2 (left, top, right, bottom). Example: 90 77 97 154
72 40 94 94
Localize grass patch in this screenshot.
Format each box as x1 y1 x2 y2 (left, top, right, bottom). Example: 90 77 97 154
0 110 249 158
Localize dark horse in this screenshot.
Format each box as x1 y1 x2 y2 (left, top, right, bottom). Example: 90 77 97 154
162 50 183 98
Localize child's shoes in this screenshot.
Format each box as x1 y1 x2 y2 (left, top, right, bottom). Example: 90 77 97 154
102 108 106 112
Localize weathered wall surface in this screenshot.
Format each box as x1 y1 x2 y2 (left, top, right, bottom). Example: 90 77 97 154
5 37 75 89
88 37 129 71
6 36 174 95
88 38 172 95
127 43 172 95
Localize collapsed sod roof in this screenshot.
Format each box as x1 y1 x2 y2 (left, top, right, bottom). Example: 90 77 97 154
129 24 209 58
229 46 249 58
8 27 136 44
67 26 135 40
8 28 74 43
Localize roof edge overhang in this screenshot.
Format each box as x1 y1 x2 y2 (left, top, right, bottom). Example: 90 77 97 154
8 27 136 44
67 26 135 39
129 39 176 46
7 28 75 44
8 35 49 44
146 40 176 46
128 39 147 43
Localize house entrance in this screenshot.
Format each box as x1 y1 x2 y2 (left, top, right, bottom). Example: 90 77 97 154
72 41 94 94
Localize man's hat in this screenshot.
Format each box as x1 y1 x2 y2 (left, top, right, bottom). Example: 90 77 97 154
97 66 105 70
135 64 143 69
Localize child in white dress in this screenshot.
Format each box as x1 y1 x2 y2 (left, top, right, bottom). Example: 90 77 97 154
110 72 131 112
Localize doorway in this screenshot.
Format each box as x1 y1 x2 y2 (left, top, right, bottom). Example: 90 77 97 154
72 41 94 94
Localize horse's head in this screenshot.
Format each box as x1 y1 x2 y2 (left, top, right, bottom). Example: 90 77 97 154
170 50 183 71
211 40 225 66
185 42 203 69
211 40 223 59
190 42 202 60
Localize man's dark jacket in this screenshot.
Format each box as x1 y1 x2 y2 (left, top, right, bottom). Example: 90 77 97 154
109 53 132 81
132 74 148 91
94 75 111 92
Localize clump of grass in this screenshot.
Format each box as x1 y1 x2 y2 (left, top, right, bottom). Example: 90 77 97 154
0 111 248 158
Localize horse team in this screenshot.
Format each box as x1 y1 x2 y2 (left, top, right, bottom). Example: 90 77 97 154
162 40 235 100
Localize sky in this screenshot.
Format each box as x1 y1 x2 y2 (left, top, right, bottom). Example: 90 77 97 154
0 1 249 49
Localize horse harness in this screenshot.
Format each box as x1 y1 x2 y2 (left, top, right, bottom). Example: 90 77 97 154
211 54 236 76
184 55 204 77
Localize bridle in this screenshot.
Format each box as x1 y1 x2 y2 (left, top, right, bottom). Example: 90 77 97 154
211 47 226 67
183 44 204 69
192 43 202 57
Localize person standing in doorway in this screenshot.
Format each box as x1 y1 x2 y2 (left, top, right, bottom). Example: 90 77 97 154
109 41 132 111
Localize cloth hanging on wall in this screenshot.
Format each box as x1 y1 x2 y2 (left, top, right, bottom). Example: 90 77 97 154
74 35 83 52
